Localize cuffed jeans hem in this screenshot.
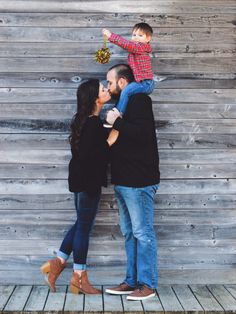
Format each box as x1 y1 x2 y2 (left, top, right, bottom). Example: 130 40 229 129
73 263 87 271
57 250 69 261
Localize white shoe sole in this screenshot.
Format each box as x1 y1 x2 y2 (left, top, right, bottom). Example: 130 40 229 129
103 123 112 128
127 292 155 301
105 288 134 295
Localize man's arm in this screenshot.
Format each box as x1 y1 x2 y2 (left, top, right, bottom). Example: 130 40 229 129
112 94 154 143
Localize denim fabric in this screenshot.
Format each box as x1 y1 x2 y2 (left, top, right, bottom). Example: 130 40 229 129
116 79 155 114
114 184 159 289
99 103 115 122
58 191 100 270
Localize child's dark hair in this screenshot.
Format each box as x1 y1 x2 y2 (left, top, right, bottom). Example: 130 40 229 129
133 23 153 36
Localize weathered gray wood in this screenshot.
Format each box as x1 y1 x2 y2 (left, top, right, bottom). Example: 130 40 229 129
103 287 123 313
0 0 235 288
1 13 235 28
190 285 224 312
0 193 236 210
64 289 84 313
1 88 235 104
24 285 49 311
0 1 235 14
3 285 32 311
0 57 234 73
207 285 236 311
2 102 236 120
84 288 103 314
121 295 143 312
0 286 15 311
2 149 236 165
2 118 236 134
1 133 236 150
142 293 164 313
172 285 203 312
1 73 236 89
157 285 184 312
224 284 236 300
0 27 235 44
1 269 236 285
1 163 236 180
0 178 236 194
44 285 67 311
2 209 236 229
1 42 235 58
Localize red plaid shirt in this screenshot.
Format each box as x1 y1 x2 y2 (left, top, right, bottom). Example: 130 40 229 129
109 33 153 82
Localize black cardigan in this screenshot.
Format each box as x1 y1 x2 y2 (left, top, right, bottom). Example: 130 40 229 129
111 93 160 187
68 116 109 195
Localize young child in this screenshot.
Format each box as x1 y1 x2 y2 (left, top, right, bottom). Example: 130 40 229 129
102 23 155 126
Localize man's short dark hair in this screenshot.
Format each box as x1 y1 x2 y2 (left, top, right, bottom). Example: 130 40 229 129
133 23 153 36
108 64 135 83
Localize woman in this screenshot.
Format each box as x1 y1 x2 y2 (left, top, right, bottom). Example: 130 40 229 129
41 79 117 294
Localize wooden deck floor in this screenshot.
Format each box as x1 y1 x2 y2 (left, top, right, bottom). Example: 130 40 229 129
1 284 236 313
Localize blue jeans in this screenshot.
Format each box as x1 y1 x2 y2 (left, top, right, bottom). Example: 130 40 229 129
57 191 100 270
116 79 155 114
114 184 159 289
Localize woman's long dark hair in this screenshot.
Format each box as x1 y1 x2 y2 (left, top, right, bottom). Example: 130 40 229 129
69 79 100 151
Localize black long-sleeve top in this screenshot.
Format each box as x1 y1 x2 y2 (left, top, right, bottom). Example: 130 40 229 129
111 93 160 187
68 116 109 195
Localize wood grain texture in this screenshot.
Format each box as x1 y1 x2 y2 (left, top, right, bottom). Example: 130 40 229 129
0 0 235 286
0 1 235 14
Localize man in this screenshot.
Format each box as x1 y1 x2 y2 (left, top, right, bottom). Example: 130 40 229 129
105 64 160 301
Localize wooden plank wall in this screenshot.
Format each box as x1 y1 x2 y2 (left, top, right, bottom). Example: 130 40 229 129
0 0 235 284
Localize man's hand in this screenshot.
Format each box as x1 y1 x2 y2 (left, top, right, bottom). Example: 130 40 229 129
107 129 119 146
102 28 112 39
106 108 121 126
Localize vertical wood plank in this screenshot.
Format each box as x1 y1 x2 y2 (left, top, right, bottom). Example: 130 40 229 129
103 286 123 313
24 285 49 311
44 285 67 311
142 291 164 313
207 285 236 311
84 287 103 314
64 289 84 313
172 285 203 313
121 295 143 312
0 286 15 311
157 285 184 313
190 285 224 313
224 284 236 299
3 285 32 311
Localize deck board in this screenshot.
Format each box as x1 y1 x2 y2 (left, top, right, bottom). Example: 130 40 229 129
103 287 123 313
44 285 67 312
2 284 236 313
156 285 184 313
24 285 49 311
0 286 15 311
3 285 32 311
172 285 204 312
190 285 224 313
207 285 236 312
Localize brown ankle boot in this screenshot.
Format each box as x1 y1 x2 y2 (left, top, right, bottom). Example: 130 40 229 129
70 271 102 295
40 257 65 292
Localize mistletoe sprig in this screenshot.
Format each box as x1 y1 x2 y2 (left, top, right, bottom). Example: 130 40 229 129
95 36 111 64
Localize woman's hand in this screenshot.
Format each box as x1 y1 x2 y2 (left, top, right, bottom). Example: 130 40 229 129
102 28 112 39
107 129 119 146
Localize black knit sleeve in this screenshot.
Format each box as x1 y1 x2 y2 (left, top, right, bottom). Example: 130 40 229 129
113 94 154 142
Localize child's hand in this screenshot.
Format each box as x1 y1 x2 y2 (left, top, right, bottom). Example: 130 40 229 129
102 29 112 39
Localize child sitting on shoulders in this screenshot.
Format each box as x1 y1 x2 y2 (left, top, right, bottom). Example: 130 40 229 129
102 22 155 127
